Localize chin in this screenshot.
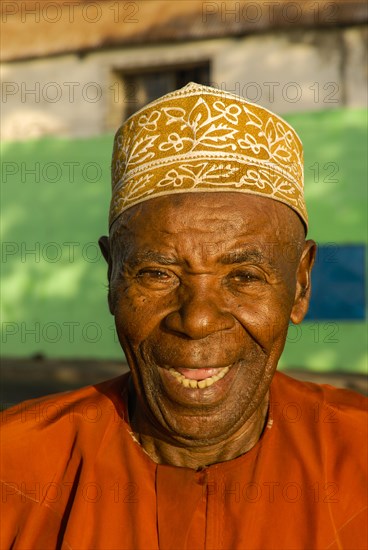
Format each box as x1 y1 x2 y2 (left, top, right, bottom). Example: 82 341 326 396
139 359 270 444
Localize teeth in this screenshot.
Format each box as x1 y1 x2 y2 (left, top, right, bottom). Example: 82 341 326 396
167 366 230 389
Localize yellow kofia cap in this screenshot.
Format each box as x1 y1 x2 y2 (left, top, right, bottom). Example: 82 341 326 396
110 82 307 229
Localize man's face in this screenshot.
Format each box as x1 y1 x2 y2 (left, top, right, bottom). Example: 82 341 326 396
103 193 314 445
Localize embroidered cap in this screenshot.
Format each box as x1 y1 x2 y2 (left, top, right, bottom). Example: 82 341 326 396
110 82 307 230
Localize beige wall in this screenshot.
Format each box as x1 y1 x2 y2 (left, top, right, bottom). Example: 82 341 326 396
1 25 367 141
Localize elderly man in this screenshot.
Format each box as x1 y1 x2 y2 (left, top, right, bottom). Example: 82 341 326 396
1 83 367 549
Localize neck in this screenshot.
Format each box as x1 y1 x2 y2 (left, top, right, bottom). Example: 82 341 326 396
128 392 269 470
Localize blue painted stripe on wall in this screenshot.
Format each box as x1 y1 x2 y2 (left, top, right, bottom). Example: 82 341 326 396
306 244 366 321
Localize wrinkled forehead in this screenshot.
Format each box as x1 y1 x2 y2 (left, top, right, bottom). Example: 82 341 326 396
109 192 305 253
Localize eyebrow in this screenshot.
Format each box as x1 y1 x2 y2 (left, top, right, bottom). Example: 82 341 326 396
126 250 179 268
218 249 266 265
124 247 270 269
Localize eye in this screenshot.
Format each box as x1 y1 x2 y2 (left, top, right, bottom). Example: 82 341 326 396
227 269 262 284
135 268 178 289
137 269 169 279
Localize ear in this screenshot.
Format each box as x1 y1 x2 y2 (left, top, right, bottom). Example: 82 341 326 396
290 240 317 324
98 236 114 314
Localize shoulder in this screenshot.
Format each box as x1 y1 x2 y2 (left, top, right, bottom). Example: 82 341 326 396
1 374 130 433
271 371 368 469
1 374 130 477
0 375 131 547
273 370 367 421
272 374 368 542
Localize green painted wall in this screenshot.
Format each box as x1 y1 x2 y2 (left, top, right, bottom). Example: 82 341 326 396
1 108 367 371
280 109 367 372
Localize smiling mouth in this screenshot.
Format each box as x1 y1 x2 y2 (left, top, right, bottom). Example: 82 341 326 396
167 366 231 389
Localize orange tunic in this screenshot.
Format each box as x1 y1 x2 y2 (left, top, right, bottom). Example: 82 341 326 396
1 372 367 550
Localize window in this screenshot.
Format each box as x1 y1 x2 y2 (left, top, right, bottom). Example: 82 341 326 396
109 62 211 126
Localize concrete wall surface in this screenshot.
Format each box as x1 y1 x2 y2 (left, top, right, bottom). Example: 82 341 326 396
2 25 367 141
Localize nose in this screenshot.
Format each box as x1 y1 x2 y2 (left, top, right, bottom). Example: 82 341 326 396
163 279 235 340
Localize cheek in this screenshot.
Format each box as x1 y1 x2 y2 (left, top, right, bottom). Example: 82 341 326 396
113 284 169 344
234 289 292 349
